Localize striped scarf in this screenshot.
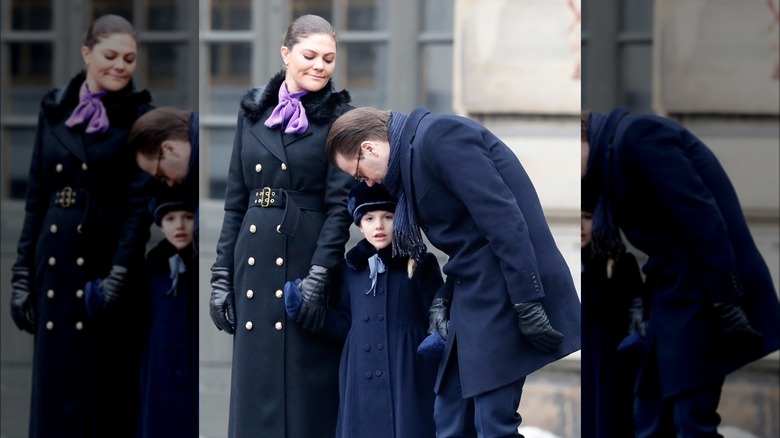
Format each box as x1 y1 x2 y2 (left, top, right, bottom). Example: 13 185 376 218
382 111 427 263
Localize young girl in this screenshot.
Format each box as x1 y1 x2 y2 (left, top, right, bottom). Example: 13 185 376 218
285 182 444 438
138 186 198 438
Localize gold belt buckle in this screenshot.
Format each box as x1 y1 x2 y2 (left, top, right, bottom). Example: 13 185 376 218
57 186 76 208
259 187 275 207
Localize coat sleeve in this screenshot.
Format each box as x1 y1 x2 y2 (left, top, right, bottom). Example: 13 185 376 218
319 262 352 342
213 112 250 272
14 110 49 273
415 253 445 314
418 117 545 304
620 117 743 303
309 132 355 270
112 150 154 269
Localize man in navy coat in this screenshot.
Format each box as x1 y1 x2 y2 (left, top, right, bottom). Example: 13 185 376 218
325 107 582 437
581 108 780 436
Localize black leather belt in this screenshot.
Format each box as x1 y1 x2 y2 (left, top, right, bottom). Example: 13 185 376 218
249 187 325 236
50 186 87 209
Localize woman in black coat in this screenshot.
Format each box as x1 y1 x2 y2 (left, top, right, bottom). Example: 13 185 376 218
208 14 354 438
8 14 154 438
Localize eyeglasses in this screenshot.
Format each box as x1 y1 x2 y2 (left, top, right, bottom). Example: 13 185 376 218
154 148 167 183
353 153 366 182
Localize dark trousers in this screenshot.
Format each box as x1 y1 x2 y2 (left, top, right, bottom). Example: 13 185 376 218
434 348 526 438
634 377 725 438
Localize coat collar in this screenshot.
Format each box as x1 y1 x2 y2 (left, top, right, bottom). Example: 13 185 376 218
345 239 404 271
240 70 352 164
42 70 152 127
239 70 352 126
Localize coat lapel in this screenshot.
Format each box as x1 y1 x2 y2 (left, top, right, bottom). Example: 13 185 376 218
50 122 87 162
249 116 288 164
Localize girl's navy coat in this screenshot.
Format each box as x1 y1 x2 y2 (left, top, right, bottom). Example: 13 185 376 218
13 71 154 438
213 70 354 438
320 239 443 438
581 249 643 438
138 240 198 438
397 108 582 398
591 110 780 397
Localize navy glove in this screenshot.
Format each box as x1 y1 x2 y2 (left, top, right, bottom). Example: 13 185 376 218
418 320 448 358
513 301 564 353
428 297 450 340
628 297 646 338
84 265 127 317
295 265 329 332
284 279 303 319
209 266 236 334
85 278 103 318
10 267 36 334
712 301 761 339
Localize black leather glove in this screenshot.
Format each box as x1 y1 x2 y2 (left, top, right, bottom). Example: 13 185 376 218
10 267 36 334
513 301 564 353
428 297 450 340
209 266 236 334
627 297 646 338
712 301 761 339
296 265 329 332
99 265 127 312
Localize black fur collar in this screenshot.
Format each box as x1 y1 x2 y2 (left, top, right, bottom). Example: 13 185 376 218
345 239 404 271
41 70 153 127
240 70 352 125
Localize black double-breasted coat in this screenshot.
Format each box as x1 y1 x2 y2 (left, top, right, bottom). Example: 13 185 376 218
586 109 780 398
12 71 154 438
213 71 354 438
397 108 582 398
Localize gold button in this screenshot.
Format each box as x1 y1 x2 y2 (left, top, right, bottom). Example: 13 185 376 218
245 321 253 330
46 321 54 330
55 164 63 172
274 322 283 330
81 163 88 170
276 257 283 266
47 289 55 299
246 289 254 298
75 321 83 330
281 163 287 171
249 224 257 233
248 257 255 266
276 225 281 233
77 224 83 233
76 289 84 298
275 289 283 298
48 257 56 266
76 257 84 266
50 224 58 233
255 164 262 173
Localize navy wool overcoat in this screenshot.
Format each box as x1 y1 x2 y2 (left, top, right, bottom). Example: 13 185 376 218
398 108 582 398
591 110 780 397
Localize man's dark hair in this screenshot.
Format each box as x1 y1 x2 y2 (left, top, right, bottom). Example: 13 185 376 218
325 107 391 165
128 107 192 158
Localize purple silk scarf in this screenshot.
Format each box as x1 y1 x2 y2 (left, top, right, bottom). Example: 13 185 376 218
65 81 110 134
264 82 309 134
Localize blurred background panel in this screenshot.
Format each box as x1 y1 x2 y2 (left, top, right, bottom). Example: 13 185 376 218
0 1 198 437
582 1 779 437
